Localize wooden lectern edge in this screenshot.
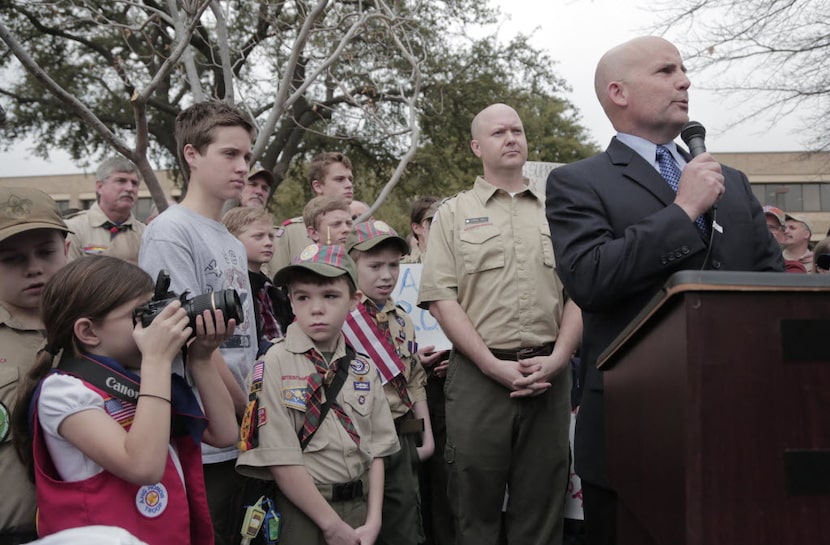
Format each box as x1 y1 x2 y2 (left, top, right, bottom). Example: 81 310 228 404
596 271 830 370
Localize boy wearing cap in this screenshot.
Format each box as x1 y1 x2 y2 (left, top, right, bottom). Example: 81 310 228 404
236 244 399 545
0 187 70 542
345 220 435 545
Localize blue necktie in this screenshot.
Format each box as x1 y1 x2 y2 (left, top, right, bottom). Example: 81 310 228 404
656 145 709 236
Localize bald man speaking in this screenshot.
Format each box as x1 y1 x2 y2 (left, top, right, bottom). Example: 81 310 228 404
545 37 782 544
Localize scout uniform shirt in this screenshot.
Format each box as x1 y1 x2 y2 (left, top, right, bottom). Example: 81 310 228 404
64 202 146 265
418 176 566 349
268 217 313 277
0 304 42 534
236 324 399 485
361 296 427 419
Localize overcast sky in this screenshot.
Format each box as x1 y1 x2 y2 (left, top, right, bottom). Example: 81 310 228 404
0 0 810 177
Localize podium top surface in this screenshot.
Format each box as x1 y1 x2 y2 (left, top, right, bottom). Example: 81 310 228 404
597 271 830 369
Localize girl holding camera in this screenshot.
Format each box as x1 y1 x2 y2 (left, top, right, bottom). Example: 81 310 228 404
13 256 238 545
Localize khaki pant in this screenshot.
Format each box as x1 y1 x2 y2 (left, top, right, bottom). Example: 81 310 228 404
273 477 368 545
445 349 571 545
377 428 424 545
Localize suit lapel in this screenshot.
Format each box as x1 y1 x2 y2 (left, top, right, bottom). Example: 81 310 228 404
606 137 676 207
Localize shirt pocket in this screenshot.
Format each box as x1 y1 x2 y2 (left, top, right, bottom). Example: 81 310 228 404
459 225 505 274
540 223 555 268
342 379 373 418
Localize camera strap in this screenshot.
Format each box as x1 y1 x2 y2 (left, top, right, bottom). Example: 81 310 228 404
299 346 354 451
58 355 140 404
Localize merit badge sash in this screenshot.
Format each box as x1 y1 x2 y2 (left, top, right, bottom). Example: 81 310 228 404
342 303 405 385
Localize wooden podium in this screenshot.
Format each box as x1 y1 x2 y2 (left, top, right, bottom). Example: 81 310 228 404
598 271 830 545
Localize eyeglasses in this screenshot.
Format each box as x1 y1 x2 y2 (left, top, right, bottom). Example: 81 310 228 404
816 253 830 271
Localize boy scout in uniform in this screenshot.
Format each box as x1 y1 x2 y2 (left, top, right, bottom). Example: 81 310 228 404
64 156 145 264
345 220 433 545
0 187 71 543
270 152 356 275
236 244 399 545
418 104 582 545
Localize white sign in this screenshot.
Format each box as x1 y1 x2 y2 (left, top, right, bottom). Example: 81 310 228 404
393 263 451 351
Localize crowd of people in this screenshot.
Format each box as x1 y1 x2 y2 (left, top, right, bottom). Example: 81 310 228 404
1 34 826 545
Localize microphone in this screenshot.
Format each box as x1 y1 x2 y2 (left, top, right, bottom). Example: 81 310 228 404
681 121 707 157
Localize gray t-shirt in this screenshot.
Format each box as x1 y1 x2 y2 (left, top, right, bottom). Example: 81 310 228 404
139 204 257 463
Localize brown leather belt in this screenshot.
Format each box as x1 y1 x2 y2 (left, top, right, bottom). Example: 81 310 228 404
489 342 555 361
394 412 425 435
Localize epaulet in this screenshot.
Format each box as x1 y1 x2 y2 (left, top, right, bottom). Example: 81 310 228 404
395 303 409 314
282 216 304 226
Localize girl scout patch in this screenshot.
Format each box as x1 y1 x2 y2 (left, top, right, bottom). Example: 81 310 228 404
350 357 370 375
135 483 168 518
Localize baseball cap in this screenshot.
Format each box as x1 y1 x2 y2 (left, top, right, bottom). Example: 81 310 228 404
763 205 785 225
248 164 275 188
0 187 71 244
347 220 409 255
274 244 357 288
785 213 813 234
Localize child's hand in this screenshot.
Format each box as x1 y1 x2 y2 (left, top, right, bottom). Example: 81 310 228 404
133 300 191 364
187 309 236 362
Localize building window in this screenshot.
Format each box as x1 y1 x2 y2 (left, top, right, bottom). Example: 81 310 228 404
81 198 96 210
135 197 154 222
751 183 830 212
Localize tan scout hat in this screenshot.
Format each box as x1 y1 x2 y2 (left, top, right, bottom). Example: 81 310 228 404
0 187 71 244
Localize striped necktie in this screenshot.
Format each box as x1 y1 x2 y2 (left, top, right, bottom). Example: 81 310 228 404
656 145 709 236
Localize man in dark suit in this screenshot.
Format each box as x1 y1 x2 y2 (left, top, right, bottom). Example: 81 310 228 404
545 36 783 545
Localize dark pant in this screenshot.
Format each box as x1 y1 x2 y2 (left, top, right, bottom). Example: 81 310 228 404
378 429 424 545
421 375 455 545
205 458 250 545
581 481 617 545
445 350 571 545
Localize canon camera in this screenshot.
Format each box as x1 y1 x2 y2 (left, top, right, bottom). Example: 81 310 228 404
133 270 242 336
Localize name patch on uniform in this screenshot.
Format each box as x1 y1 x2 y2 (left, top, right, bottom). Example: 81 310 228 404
350 358 370 376
354 381 370 391
282 388 307 411
464 217 489 225
135 483 168 518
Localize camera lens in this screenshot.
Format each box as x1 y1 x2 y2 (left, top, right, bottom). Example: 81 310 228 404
185 289 242 330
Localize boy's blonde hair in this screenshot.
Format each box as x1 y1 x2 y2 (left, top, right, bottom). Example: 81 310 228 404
175 101 256 183
303 195 350 231
222 206 274 237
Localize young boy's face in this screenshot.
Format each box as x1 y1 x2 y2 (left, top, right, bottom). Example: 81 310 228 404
311 162 354 203
288 277 358 352
308 209 353 246
0 229 69 314
355 245 401 306
184 125 252 202
237 219 275 271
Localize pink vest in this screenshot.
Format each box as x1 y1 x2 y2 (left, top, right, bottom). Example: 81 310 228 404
32 380 214 545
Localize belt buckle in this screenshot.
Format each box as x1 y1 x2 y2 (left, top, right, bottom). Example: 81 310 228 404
517 347 536 360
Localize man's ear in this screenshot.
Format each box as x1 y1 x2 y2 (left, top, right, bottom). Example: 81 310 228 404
470 139 482 158
310 179 324 196
607 81 628 107
73 317 101 349
94 179 104 198
183 143 199 168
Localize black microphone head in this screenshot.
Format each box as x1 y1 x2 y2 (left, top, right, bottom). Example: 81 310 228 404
681 121 706 145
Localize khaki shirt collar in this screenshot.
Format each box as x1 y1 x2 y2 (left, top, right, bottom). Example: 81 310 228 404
473 176 542 204
87 202 136 228
283 322 349 360
360 294 395 316
0 302 41 332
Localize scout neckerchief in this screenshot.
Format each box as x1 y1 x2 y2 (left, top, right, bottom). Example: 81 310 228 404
55 353 207 444
299 347 360 449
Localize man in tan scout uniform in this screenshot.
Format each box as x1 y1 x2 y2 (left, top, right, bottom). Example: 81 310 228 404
0 187 71 543
270 152 356 274
236 244 399 545
64 156 146 264
418 103 582 545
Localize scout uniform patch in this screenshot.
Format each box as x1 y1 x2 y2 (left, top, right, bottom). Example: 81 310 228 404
0 402 10 442
282 386 308 411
